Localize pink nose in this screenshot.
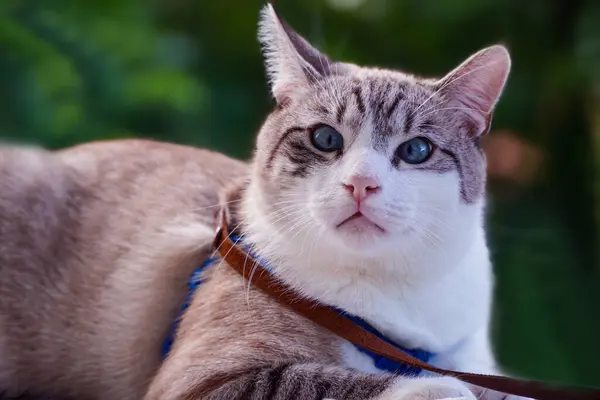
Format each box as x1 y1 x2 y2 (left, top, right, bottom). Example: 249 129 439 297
343 175 380 203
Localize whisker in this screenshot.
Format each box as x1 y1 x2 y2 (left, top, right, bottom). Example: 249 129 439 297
188 198 243 213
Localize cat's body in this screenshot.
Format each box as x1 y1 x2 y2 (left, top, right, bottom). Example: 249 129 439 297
0 139 247 399
0 4 520 400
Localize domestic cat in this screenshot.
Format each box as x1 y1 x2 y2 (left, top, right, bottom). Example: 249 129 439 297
0 3 520 400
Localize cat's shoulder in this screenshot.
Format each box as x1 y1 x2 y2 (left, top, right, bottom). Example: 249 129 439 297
0 138 249 225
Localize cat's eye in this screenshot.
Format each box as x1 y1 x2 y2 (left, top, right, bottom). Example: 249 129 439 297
310 125 344 152
396 137 433 164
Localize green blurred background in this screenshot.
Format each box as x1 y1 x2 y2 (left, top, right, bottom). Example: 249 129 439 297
1 0 599 387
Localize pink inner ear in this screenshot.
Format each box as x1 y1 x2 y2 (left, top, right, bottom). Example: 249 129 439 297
438 45 511 136
258 4 333 104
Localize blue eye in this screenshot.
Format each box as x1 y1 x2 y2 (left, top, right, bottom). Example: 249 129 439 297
310 125 344 152
396 137 433 164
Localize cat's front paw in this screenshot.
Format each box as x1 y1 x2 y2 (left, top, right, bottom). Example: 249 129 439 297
375 376 476 400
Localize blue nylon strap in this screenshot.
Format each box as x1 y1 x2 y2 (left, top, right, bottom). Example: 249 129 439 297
161 236 434 375
332 307 432 375
161 235 245 358
161 255 219 358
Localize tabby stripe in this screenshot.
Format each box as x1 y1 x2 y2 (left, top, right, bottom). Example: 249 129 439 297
288 154 307 164
316 105 329 115
255 363 291 399
286 140 327 178
289 140 324 159
336 99 348 123
314 367 333 400
370 80 386 119
386 91 404 119
290 166 308 177
191 363 395 400
266 126 306 169
279 364 304 398
417 118 435 133
403 110 414 134
352 86 366 115
290 148 327 164
270 363 293 398
439 147 466 200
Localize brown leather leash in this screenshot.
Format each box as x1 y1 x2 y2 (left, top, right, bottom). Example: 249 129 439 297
213 217 600 399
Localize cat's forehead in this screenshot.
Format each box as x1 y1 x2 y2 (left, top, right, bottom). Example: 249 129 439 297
315 69 440 114
316 68 437 103
302 68 447 145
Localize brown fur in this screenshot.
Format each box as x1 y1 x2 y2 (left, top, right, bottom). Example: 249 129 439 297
0 139 248 399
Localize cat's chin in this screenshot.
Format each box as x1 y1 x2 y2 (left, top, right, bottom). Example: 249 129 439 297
336 212 386 235
331 215 390 251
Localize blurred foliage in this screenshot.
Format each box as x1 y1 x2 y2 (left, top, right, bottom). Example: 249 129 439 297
1 0 599 387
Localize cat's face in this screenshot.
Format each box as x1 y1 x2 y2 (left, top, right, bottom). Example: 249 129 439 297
244 4 510 265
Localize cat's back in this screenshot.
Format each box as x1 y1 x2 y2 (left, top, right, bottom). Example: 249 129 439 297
0 138 247 289
0 139 248 399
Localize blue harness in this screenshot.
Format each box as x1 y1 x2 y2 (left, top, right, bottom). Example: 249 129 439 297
162 237 434 376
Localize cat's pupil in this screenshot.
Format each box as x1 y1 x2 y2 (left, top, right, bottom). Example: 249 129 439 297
397 137 432 164
311 125 344 152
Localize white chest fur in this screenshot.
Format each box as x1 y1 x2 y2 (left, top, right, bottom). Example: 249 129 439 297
337 233 493 372
338 257 493 373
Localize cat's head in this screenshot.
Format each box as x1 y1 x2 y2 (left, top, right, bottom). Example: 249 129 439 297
242 4 510 272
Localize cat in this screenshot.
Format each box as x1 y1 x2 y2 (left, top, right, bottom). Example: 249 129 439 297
0 3 521 400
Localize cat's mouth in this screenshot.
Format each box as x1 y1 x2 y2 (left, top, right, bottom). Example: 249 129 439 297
336 212 385 233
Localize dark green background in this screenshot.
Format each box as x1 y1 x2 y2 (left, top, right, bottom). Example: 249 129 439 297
1 0 599 386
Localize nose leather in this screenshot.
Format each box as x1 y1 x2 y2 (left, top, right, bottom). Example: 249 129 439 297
343 175 380 203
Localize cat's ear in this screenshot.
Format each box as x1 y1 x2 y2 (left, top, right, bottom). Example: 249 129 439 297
258 3 333 103
437 45 511 136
